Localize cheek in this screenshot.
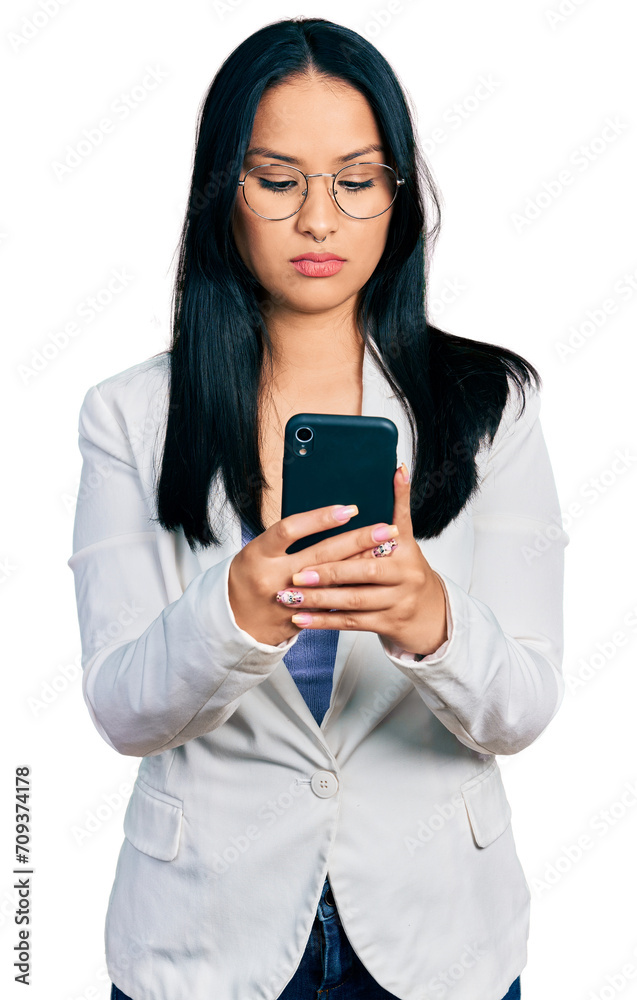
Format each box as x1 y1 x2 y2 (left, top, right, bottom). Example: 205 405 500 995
352 222 391 274
232 202 250 257
232 205 264 277
232 209 287 288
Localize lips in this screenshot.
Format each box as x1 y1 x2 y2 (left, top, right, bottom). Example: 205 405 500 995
290 253 345 262
291 258 345 277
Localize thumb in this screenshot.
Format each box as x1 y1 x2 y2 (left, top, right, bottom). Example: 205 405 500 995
391 461 413 538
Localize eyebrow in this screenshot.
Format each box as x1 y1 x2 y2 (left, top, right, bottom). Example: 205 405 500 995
244 143 386 165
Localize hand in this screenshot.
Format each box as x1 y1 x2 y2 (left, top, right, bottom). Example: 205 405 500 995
227 500 399 647
284 462 448 658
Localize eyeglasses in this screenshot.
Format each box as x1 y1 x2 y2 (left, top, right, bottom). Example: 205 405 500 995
237 162 405 221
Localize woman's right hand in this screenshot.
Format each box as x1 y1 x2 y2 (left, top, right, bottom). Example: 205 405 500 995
228 503 392 646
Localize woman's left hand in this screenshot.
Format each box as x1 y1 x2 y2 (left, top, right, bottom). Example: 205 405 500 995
284 463 448 658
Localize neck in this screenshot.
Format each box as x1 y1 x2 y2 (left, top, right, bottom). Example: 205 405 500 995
260 300 365 391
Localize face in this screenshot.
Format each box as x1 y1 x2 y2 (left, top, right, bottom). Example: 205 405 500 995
232 73 395 319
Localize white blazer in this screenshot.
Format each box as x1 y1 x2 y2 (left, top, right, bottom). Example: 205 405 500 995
68 343 568 1000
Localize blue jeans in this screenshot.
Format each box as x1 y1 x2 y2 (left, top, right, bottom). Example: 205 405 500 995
110 875 522 999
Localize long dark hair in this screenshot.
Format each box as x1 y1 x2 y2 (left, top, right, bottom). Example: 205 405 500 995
153 16 539 552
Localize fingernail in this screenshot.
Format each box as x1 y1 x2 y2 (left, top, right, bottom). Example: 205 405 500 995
372 539 398 557
333 504 359 522
291 613 313 626
276 590 304 605
400 462 410 484
292 570 320 585
372 524 398 543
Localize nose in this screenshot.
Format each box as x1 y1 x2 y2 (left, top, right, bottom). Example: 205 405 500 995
296 173 339 234
300 173 337 204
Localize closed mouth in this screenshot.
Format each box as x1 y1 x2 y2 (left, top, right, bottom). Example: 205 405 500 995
290 253 345 262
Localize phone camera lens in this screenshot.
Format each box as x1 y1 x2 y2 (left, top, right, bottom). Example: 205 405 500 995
295 427 313 443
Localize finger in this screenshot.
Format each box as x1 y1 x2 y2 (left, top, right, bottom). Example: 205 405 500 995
338 539 399 562
361 537 399 559
291 548 399 587
289 609 382 632
261 503 361 558
392 462 414 539
289 519 400 574
303 543 398 570
277 585 395 612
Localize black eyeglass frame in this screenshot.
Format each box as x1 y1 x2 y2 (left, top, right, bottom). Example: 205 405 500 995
237 161 405 221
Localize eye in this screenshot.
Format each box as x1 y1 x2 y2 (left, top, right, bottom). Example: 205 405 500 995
258 178 297 193
252 167 301 195
338 177 374 193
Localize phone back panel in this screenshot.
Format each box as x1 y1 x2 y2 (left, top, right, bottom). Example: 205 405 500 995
281 413 398 554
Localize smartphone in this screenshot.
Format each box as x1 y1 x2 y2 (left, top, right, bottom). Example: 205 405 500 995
280 412 399 555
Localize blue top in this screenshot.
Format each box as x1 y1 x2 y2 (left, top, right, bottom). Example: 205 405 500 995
240 519 338 726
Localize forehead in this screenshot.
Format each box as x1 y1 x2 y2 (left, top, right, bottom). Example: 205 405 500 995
246 76 385 165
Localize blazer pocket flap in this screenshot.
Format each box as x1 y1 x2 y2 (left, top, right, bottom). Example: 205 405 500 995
123 777 183 861
460 760 512 848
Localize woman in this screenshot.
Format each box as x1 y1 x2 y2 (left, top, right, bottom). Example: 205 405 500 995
68 16 568 1000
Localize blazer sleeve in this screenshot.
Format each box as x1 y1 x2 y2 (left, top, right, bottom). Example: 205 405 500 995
67 383 299 758
379 382 569 755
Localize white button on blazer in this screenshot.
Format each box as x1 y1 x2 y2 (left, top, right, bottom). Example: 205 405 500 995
67 342 569 1000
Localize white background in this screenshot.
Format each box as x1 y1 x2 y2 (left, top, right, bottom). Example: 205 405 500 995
2 1 636 998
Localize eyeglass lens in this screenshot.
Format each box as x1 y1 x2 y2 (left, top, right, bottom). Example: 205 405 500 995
242 163 397 220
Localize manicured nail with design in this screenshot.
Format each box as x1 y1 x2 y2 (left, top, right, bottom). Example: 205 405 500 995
333 504 359 522
372 539 398 557
276 590 304 605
